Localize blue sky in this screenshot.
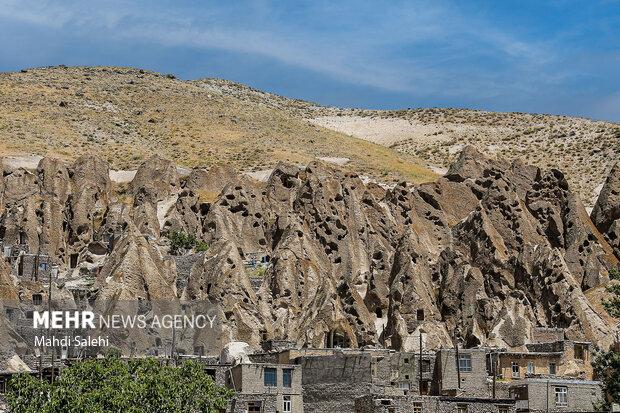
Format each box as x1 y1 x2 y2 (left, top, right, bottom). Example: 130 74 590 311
1 0 619 121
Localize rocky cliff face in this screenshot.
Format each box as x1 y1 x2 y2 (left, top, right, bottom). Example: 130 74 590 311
0 148 618 357
592 162 620 259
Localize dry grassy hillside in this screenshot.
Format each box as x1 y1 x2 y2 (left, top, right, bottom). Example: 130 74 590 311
311 109 620 205
160 77 619 205
0 66 435 183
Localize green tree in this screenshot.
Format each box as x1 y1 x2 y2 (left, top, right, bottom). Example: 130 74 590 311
604 268 620 317
166 231 208 255
594 350 620 411
6 357 232 413
595 266 620 410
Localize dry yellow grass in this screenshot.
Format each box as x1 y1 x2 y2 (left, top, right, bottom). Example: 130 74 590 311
310 108 620 205
0 66 436 184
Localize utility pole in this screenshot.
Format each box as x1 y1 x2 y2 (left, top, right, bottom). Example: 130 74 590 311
171 324 177 366
454 330 461 392
492 352 496 399
48 266 55 383
418 333 423 394
546 379 550 413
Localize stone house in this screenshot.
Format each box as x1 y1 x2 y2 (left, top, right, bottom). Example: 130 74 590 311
17 253 56 281
490 340 593 390
355 394 516 413
296 348 439 412
525 341 592 379
228 363 303 413
380 351 436 396
433 348 489 397
509 378 602 412
298 352 378 413
494 351 564 381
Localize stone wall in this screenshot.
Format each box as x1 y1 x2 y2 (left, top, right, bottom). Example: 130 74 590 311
355 395 516 413
301 353 374 413
531 327 565 344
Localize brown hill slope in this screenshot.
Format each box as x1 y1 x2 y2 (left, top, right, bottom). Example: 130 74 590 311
0 66 435 183
310 109 620 206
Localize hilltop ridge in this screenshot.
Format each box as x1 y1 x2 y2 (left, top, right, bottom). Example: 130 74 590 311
1 65 618 205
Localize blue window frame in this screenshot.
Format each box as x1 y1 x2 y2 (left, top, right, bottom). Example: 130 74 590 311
264 367 277 387
283 368 292 387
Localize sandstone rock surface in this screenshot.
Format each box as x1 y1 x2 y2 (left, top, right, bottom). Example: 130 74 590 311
0 148 618 358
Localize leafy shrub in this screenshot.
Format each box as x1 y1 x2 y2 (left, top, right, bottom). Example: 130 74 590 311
6 357 232 412
166 231 208 255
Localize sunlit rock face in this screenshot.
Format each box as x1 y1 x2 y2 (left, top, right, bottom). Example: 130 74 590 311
1 147 618 356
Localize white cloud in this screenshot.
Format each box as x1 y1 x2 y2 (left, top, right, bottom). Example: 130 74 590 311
0 0 559 99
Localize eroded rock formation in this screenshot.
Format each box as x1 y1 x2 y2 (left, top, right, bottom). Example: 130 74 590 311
0 149 618 358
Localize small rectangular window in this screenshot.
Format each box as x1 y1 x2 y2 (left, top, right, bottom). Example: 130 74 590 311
555 386 568 407
283 368 292 388
574 344 586 360
32 294 43 306
70 253 79 269
264 367 277 387
457 404 468 413
413 403 422 413
512 362 520 378
527 361 535 375
499 407 509 413
549 362 557 375
283 395 291 413
458 354 472 372
421 359 431 372
416 309 425 321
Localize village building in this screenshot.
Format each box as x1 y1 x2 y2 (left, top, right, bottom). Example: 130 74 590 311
509 378 602 412
227 363 303 413
434 348 490 397
492 340 593 383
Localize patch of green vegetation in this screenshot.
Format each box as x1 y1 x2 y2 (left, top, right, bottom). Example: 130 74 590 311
5 355 232 412
166 230 208 255
596 266 620 410
246 265 267 279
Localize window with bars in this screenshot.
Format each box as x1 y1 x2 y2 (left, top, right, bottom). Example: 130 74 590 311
555 386 568 407
264 367 277 387
458 354 472 372
283 395 291 413
283 368 292 388
32 294 43 306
